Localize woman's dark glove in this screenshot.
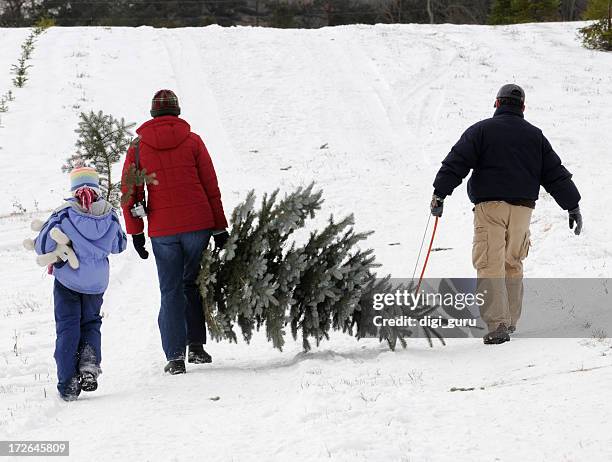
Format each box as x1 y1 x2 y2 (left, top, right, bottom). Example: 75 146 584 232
213 230 230 250
132 233 149 259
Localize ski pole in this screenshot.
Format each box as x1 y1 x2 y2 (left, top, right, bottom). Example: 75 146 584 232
414 216 439 295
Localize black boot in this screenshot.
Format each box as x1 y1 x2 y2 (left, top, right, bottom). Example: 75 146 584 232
80 371 98 392
188 344 212 364
483 323 511 345
164 359 186 375
59 376 81 402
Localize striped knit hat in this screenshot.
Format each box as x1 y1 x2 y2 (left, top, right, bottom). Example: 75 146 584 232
150 89 181 117
70 167 100 196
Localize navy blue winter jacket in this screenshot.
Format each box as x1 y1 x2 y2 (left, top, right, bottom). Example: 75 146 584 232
433 105 581 210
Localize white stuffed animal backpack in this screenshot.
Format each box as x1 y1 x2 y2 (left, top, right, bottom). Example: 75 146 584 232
23 219 79 269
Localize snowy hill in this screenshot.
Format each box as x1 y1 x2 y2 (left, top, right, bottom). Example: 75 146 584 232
1 23 611 461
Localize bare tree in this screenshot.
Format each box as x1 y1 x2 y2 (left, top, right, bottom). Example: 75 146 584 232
0 0 26 21
379 0 402 22
0 0 41 25
560 0 588 21
446 3 480 22
429 0 492 24
426 0 435 23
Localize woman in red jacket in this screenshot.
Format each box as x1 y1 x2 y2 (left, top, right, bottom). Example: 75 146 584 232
121 89 229 375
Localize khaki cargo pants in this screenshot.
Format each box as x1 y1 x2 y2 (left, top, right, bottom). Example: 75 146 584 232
472 201 532 331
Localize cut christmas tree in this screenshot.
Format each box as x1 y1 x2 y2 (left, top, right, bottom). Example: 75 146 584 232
198 184 441 352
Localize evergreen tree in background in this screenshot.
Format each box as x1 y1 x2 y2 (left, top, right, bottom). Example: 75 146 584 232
583 0 612 18
489 0 560 24
489 0 512 24
516 0 560 21
62 111 135 206
198 184 439 352
579 0 612 50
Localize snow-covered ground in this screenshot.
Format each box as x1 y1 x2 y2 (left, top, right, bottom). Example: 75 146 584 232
0 23 611 461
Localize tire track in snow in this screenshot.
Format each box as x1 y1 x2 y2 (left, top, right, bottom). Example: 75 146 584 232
333 30 414 154
161 29 241 180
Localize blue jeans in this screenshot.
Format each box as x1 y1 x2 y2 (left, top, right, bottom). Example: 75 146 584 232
151 229 212 361
53 280 103 395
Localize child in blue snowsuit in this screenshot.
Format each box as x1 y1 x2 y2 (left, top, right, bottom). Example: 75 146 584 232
35 167 127 401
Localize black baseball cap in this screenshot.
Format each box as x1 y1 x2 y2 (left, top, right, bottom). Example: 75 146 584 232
495 84 525 107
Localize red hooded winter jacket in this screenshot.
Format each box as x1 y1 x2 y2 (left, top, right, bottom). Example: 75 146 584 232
121 116 228 237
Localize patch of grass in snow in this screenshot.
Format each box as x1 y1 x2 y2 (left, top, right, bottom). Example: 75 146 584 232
70 51 89 58
2 295 41 318
359 391 381 403
305 367 323 375
10 199 27 215
591 328 608 341
0 384 17 394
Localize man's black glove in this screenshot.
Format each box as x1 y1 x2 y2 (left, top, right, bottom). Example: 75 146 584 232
213 230 230 250
568 207 582 236
132 233 149 259
430 194 444 217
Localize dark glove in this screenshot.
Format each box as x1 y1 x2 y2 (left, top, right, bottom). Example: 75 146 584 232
213 230 230 250
430 194 444 217
568 207 582 236
132 233 149 259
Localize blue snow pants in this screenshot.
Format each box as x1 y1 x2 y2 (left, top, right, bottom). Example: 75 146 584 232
151 229 212 361
53 280 103 395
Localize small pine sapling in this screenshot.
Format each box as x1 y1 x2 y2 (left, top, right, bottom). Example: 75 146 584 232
63 111 136 207
11 57 31 88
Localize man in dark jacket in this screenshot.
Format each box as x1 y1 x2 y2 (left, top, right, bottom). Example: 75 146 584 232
121 89 229 373
431 84 582 344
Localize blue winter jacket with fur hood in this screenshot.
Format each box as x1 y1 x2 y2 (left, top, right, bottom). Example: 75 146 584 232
35 198 127 294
